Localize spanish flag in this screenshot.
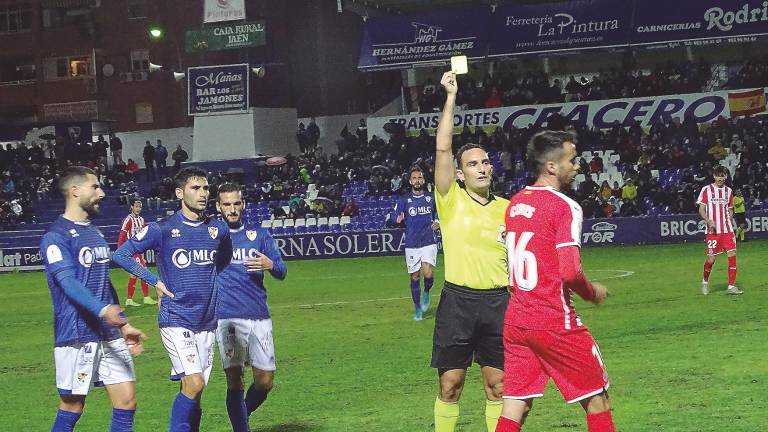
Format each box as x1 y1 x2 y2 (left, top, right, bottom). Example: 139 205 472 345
728 88 766 117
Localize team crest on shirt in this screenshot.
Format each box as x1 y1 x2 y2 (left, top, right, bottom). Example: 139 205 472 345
426 196 432 203
186 354 197 364
77 373 89 383
208 227 218 239
171 228 181 238
246 230 258 241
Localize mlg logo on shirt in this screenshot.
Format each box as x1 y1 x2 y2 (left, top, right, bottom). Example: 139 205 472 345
171 248 217 268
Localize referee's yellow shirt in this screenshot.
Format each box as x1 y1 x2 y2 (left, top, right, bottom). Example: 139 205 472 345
436 181 509 289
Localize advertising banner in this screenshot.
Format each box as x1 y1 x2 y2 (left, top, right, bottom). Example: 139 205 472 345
489 0 632 57
203 0 245 23
185 20 265 52
187 63 249 115
367 87 768 138
632 0 768 48
3 213 767 271
358 7 491 71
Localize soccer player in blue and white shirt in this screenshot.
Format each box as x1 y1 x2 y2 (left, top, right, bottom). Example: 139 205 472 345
112 167 232 432
41 166 147 432
386 166 440 320
215 183 287 432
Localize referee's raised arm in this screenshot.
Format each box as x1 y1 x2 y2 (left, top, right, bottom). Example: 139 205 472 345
435 71 458 197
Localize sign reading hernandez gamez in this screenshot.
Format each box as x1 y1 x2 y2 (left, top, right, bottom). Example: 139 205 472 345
185 20 266 52
187 64 249 115
358 7 490 70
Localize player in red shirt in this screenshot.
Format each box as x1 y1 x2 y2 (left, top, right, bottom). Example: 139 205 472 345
496 131 615 432
697 165 741 295
118 198 156 306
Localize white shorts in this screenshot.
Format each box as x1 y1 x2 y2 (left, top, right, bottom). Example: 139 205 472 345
160 327 216 384
55 339 135 396
405 244 438 274
217 318 276 371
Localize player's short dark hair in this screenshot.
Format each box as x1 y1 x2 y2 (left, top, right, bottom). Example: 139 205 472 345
526 130 577 174
455 143 486 169
408 166 424 177
174 166 208 189
217 182 242 200
58 166 96 196
128 197 142 206
713 165 728 176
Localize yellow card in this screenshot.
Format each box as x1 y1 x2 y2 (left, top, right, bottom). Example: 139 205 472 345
450 55 468 75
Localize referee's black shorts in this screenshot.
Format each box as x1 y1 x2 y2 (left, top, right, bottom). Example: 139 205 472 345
734 212 746 226
431 282 509 370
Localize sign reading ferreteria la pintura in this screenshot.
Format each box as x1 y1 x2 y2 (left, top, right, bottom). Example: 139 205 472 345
185 20 266 52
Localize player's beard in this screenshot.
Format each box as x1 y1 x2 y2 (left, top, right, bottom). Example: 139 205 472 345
83 198 100 218
225 213 241 228
412 183 424 192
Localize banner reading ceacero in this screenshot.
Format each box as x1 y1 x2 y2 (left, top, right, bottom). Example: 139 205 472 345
367 88 768 138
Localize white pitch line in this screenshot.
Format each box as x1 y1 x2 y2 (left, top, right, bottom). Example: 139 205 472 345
275 269 635 310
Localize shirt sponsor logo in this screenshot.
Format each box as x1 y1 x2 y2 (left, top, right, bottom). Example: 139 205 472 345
171 248 217 268
171 228 181 238
508 203 536 219
408 205 432 216
136 226 149 240
78 246 112 268
69 229 79 238
232 247 261 262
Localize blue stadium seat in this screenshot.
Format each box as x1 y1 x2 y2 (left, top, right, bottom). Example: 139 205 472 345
283 226 295 235
272 226 284 235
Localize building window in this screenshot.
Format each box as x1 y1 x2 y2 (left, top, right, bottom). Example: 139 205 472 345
44 55 94 80
0 4 33 33
0 57 36 83
130 49 150 72
127 0 146 19
136 102 153 124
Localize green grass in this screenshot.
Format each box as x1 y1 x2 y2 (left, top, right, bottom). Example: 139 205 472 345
0 240 766 431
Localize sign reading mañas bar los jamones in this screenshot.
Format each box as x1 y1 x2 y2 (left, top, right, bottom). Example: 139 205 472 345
488 0 632 57
358 7 490 71
188 64 249 116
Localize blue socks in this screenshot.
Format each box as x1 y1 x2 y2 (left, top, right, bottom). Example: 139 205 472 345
170 392 198 432
410 279 421 307
245 385 268 414
109 408 135 432
190 406 202 432
52 409 81 432
424 277 434 293
226 390 248 432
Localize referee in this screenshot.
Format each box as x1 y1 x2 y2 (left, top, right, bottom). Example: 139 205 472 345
431 71 510 432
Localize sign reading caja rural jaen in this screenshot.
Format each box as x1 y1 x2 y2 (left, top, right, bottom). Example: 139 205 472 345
186 20 266 52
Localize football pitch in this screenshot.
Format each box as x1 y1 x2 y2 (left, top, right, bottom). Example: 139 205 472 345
0 240 766 431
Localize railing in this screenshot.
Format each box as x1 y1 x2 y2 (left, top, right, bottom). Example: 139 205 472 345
0 79 36 87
